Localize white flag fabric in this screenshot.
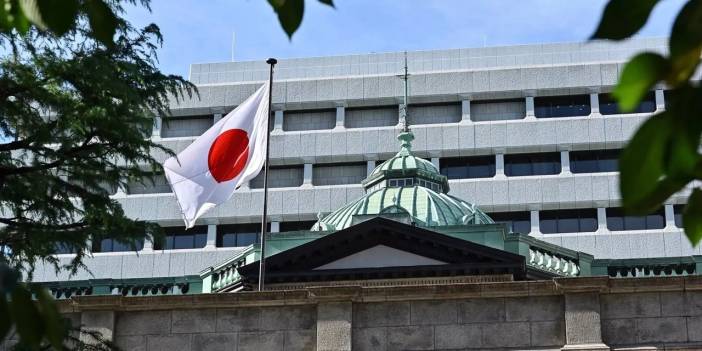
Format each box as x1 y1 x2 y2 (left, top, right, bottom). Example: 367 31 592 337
163 83 270 228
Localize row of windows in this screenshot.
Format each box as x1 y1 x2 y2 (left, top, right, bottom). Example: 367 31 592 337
490 207 673 234
159 93 661 137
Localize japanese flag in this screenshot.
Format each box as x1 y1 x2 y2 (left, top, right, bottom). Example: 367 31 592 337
163 83 269 228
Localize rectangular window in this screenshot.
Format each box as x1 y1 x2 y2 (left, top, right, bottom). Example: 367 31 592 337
250 165 304 189
92 238 144 253
471 98 526 122
674 204 684 228
160 115 213 138
599 92 656 115
217 224 271 247
539 209 598 234
345 106 398 128
279 221 317 232
535 95 591 118
407 102 461 125
126 174 171 194
504 152 561 177
489 212 531 234
440 156 496 179
312 162 367 186
606 207 665 231
570 149 620 173
283 109 336 131
156 226 208 250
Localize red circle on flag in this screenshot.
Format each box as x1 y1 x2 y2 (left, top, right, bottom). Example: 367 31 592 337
207 129 250 183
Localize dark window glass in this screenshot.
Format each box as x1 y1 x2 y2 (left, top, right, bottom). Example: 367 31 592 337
674 205 684 228
504 153 561 177
570 149 620 173
53 243 78 254
535 95 591 118
279 221 317 232
440 156 496 179
664 90 675 111
92 238 144 253
600 92 656 115
217 223 269 247
606 207 665 231
156 226 208 250
539 209 598 234
489 212 531 234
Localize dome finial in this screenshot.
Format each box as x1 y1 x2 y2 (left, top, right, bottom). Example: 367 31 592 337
397 130 414 151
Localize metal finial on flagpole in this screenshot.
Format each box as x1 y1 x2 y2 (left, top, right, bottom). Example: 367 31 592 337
258 57 277 292
398 51 410 132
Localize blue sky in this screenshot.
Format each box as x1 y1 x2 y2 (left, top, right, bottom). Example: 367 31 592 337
126 0 687 78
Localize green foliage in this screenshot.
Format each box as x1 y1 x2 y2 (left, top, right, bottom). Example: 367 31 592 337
593 0 702 245
268 0 334 38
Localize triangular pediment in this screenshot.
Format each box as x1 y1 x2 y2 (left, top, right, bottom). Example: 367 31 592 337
238 217 526 285
314 245 447 270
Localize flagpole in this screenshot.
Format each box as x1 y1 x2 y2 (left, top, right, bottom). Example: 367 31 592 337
258 58 277 291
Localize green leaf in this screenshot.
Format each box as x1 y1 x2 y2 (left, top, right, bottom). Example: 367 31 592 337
613 52 669 112
684 188 702 246
591 0 659 40
85 0 118 46
8 284 43 349
32 286 65 350
268 0 304 39
619 113 672 212
668 0 702 84
19 0 79 35
318 0 334 7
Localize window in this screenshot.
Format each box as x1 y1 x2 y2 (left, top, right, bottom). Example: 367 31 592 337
606 207 665 231
312 162 367 186
53 243 78 254
599 92 656 115
440 156 496 179
156 226 208 250
539 209 598 234
250 166 304 189
388 178 415 188
92 238 144 253
279 221 317 232
570 149 620 173
217 224 267 247
489 212 531 234
126 174 171 194
283 109 336 131
504 152 561 176
471 98 526 121
535 95 591 118
345 106 398 128
407 102 461 125
160 115 213 138
674 205 684 228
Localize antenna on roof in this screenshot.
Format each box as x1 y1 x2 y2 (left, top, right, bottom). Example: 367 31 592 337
231 31 236 61
398 51 411 132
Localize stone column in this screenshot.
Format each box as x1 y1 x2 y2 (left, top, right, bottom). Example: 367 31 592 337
461 98 471 123
562 293 610 350
525 96 536 120
317 302 352 351
596 208 607 233
495 153 506 178
303 163 313 187
335 104 346 129
561 150 571 175
152 116 162 138
530 210 540 236
205 224 217 249
431 157 440 170
270 221 280 233
590 93 600 116
80 311 115 345
366 160 376 177
664 204 676 230
273 110 284 133
655 89 666 111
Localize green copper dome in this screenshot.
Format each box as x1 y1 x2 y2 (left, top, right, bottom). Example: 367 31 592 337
312 130 493 231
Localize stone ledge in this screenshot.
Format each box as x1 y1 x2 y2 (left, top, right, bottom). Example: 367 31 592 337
57 276 700 313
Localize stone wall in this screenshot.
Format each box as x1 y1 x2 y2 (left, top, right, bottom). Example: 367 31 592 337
9 276 702 351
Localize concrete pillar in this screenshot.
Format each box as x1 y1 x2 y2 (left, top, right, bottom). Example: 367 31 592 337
270 221 280 233
152 116 162 138
213 113 223 124
590 93 600 115
273 110 284 132
562 293 610 350
655 89 666 111
495 153 506 178
461 99 471 123
596 208 607 233
335 105 346 129
80 311 115 345
366 160 376 177
431 157 440 170
205 224 217 248
303 163 313 187
664 204 675 229
561 151 571 174
525 96 536 119
317 302 352 351
530 210 540 236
